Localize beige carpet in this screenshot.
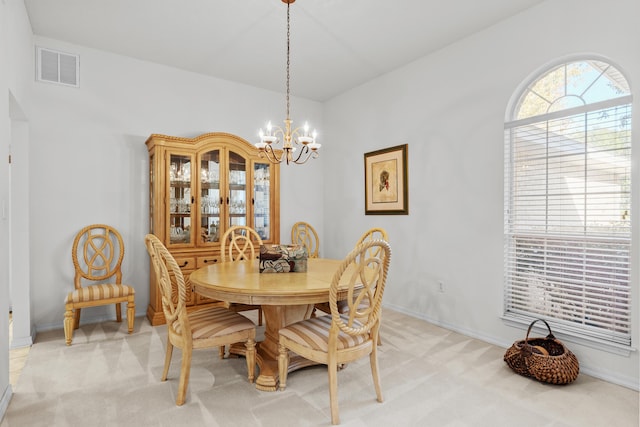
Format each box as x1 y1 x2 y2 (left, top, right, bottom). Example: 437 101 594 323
2 309 638 427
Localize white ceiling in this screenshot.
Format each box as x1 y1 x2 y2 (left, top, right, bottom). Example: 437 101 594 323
24 0 545 101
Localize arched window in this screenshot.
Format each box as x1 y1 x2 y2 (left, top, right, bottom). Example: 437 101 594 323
504 59 632 347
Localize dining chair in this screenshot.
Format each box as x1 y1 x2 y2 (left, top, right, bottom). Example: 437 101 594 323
356 227 389 345
315 227 390 319
356 227 389 258
278 239 391 425
64 224 136 346
291 221 319 258
221 225 264 326
145 234 256 406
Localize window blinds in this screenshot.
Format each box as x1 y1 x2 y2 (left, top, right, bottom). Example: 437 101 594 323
504 99 632 346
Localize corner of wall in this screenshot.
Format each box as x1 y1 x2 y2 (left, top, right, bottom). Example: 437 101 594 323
0 383 13 423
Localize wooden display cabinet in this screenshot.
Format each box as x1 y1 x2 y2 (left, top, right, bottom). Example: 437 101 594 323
146 132 280 325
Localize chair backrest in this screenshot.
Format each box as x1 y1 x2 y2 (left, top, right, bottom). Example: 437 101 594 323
72 224 125 290
329 239 391 338
145 234 189 335
221 225 263 262
356 227 389 260
291 221 319 258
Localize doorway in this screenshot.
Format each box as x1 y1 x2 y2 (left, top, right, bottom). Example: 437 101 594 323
8 92 32 350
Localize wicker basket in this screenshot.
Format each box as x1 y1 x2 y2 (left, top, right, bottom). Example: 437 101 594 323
504 319 579 385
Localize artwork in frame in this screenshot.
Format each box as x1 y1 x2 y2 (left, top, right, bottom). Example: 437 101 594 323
364 144 408 215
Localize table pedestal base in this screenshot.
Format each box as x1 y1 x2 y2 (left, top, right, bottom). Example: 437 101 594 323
229 303 316 391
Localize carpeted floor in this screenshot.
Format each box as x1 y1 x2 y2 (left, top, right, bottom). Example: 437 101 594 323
2 309 638 426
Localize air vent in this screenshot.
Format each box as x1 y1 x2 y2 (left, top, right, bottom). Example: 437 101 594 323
36 47 79 87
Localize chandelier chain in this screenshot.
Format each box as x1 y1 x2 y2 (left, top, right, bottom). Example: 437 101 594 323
286 2 291 121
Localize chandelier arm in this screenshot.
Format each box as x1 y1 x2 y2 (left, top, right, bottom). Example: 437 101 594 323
261 144 284 164
292 145 308 164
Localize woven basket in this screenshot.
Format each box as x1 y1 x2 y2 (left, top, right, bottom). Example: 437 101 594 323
504 319 579 385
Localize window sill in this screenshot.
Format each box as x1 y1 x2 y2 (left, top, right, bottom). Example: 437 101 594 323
501 314 636 357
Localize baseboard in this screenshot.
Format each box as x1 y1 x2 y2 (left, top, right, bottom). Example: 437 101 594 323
10 325 36 349
0 384 13 422
383 303 640 392
34 311 147 334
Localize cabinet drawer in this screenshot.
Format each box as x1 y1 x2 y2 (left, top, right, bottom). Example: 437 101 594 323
173 256 196 271
197 255 220 268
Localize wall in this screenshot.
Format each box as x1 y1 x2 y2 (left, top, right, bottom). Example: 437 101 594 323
27 37 324 330
0 1 11 417
1 0 33 419
322 0 639 389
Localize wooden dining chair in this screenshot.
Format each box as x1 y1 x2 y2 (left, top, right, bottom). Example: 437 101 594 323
64 224 135 346
221 225 264 326
278 239 391 425
357 227 389 258
356 227 389 345
145 234 256 406
315 227 390 319
291 221 319 258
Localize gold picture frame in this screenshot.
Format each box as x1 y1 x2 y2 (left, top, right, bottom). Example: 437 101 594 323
364 144 408 215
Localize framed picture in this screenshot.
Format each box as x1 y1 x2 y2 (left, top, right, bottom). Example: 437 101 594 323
364 144 408 215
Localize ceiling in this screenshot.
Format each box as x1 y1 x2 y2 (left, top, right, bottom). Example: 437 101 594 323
24 0 545 102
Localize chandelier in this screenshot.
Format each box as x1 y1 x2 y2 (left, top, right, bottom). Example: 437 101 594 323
255 0 320 165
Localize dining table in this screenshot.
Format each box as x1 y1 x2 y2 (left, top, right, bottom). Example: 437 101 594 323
190 257 360 391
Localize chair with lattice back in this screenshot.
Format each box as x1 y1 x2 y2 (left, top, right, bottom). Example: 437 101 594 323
291 221 320 258
221 225 264 326
145 233 256 405
315 227 390 320
356 227 389 259
64 224 135 346
278 239 391 425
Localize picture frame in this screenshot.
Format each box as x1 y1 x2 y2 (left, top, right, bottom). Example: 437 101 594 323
364 144 408 215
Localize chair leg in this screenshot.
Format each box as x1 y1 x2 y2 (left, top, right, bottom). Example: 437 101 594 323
176 345 192 406
370 344 383 403
64 307 74 346
277 343 289 391
218 345 226 359
126 297 135 334
245 338 256 383
162 340 174 382
258 308 263 326
328 357 340 425
115 302 122 322
73 308 81 330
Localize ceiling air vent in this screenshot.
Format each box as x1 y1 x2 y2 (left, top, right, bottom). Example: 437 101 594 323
36 47 79 87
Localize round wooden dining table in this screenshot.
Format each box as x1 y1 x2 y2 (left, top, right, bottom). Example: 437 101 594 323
190 257 358 391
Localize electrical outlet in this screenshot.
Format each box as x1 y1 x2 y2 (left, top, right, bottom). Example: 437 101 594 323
438 281 445 293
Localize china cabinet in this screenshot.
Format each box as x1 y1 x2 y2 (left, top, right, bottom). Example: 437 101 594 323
146 132 280 325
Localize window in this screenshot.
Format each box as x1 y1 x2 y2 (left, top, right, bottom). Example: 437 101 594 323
504 59 632 347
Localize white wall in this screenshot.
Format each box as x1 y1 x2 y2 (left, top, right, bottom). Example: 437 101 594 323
323 0 639 389
0 1 11 417
27 37 324 330
2 0 34 419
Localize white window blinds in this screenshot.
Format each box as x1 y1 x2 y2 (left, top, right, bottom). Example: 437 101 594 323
504 60 632 346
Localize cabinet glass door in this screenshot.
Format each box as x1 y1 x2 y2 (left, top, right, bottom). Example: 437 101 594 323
227 151 247 229
253 162 271 241
199 149 221 243
168 153 192 245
